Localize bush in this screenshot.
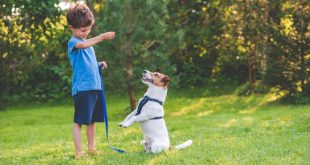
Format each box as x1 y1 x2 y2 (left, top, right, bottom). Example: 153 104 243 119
280 93 310 105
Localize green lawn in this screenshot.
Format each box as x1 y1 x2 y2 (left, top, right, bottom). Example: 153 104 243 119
0 88 309 164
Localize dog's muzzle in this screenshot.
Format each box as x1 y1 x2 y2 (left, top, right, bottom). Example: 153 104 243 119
142 70 153 83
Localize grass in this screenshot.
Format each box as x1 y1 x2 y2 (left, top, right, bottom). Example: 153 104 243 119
0 86 309 164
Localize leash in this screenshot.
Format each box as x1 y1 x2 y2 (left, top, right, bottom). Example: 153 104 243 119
98 64 126 153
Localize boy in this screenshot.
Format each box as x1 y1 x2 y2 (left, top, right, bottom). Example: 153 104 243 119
66 3 115 159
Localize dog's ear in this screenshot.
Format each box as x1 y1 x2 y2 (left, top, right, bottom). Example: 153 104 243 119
161 75 171 86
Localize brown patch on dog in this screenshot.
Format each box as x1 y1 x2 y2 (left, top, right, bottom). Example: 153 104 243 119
151 72 171 88
161 75 171 86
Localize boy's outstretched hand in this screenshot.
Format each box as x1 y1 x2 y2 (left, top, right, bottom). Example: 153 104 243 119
98 61 107 69
75 32 115 49
100 32 115 40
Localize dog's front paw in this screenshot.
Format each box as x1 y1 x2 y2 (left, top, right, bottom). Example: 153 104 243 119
141 140 146 145
120 121 132 128
118 119 128 126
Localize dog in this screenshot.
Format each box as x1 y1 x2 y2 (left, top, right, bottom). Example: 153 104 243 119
119 70 192 153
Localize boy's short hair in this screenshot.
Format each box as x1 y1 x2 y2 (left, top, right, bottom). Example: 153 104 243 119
67 3 95 28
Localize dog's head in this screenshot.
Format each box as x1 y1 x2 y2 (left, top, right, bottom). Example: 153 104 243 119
142 70 171 89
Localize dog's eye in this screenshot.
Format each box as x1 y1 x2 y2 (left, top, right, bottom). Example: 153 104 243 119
154 73 159 77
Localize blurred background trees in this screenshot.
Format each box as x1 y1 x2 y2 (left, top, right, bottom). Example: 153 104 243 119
0 0 309 109
0 0 71 109
93 0 177 110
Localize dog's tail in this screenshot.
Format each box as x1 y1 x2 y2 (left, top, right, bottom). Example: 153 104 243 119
175 140 193 150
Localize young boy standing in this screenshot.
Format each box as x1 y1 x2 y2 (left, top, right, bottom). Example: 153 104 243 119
66 3 115 159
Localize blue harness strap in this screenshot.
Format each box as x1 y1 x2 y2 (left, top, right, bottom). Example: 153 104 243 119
136 96 164 120
99 65 126 153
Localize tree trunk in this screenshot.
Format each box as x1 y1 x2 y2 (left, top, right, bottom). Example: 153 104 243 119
124 42 136 110
299 5 306 94
123 2 136 110
248 51 255 94
86 0 94 14
85 0 97 36
126 59 136 110
244 0 255 94
252 44 257 90
261 1 270 81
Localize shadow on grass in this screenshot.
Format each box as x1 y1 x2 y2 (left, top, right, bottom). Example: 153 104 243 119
168 90 286 118
168 78 241 99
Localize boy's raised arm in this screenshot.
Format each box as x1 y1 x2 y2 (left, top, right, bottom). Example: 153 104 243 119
75 32 115 49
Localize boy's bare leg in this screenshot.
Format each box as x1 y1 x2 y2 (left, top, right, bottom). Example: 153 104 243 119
86 123 95 151
73 123 83 154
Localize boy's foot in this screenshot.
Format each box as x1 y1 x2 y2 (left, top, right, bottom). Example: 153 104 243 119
88 148 105 155
75 151 86 160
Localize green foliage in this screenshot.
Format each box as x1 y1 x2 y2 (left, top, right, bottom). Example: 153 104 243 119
0 0 72 107
0 0 309 107
94 0 177 90
280 93 310 105
167 1 225 87
26 61 71 101
236 81 271 96
264 0 309 96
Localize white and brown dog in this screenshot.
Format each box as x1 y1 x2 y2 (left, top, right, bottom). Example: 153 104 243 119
119 70 192 153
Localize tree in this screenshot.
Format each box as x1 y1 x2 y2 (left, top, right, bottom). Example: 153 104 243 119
265 0 310 96
0 0 71 108
95 0 177 110
167 0 225 87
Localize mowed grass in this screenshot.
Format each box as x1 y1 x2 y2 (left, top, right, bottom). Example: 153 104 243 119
0 87 309 164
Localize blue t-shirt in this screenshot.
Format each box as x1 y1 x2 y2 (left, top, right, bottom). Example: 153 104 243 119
68 36 101 96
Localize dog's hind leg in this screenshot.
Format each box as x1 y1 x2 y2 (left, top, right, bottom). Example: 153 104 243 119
150 143 169 153
142 141 151 152
142 136 152 151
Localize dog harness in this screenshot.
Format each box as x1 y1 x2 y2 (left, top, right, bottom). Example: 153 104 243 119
135 96 164 120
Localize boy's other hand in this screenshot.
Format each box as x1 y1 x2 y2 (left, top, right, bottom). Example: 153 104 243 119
101 32 115 40
99 61 107 69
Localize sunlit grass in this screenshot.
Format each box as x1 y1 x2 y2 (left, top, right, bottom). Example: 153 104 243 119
0 87 309 164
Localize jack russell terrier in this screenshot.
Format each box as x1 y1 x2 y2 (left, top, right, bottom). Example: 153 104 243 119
119 70 192 153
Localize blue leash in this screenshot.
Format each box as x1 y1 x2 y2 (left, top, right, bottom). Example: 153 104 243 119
99 65 126 153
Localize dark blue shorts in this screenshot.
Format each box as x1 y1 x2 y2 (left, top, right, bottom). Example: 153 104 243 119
73 90 104 125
